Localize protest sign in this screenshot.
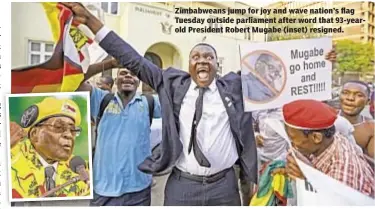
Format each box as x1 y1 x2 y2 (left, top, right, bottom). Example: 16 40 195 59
240 37 332 112
295 159 375 206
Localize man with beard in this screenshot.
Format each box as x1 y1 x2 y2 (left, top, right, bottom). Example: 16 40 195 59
339 80 374 159
63 2 257 206
76 66 161 206
10 97 89 198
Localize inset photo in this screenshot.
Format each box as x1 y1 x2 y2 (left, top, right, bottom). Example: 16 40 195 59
6 92 93 202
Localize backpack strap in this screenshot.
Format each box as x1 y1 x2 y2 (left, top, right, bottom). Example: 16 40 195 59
142 94 154 125
93 93 114 158
97 93 115 127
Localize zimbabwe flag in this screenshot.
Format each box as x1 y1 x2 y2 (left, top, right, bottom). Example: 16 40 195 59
11 2 93 93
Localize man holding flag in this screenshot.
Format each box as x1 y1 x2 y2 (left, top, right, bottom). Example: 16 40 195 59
11 2 110 94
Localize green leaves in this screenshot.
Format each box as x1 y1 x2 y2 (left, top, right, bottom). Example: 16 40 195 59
335 39 374 73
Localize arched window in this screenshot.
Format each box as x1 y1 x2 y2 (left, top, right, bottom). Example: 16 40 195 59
143 52 163 94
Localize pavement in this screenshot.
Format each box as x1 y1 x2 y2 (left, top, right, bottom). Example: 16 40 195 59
151 175 169 206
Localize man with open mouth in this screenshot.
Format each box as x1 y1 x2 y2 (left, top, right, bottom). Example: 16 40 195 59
77 62 161 206
338 80 374 161
62 2 257 206
10 97 90 199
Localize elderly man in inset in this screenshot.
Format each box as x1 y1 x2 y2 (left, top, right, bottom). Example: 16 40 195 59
10 97 90 199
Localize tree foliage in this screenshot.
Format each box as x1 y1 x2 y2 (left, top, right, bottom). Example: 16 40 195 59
335 39 374 73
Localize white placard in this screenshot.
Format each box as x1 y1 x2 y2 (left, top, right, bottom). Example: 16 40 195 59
240 37 332 112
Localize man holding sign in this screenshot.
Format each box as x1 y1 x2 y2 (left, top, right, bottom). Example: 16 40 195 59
282 99 374 198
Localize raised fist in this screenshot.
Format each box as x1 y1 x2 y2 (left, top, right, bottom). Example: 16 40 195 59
10 122 26 148
325 44 336 62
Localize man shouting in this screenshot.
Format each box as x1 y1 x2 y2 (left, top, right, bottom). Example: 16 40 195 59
63 2 257 206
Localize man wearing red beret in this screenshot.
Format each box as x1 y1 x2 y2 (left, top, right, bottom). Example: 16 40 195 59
282 99 374 198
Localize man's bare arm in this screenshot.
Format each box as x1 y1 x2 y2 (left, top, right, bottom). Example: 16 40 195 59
62 2 164 92
83 58 118 82
364 120 374 159
366 136 374 159
77 59 118 93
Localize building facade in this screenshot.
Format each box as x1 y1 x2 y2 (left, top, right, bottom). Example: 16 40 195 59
11 2 266 92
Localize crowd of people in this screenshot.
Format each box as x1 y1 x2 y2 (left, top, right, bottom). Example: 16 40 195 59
38 3 373 206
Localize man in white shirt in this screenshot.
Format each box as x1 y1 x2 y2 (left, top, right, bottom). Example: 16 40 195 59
63 2 258 206
253 108 289 164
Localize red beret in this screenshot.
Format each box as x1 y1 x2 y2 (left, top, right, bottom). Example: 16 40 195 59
282 99 337 130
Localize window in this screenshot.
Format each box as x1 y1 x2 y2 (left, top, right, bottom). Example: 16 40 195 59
101 2 119 15
244 25 253 40
28 41 54 65
209 15 223 30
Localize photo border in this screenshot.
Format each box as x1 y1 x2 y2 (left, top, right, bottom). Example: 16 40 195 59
6 91 93 202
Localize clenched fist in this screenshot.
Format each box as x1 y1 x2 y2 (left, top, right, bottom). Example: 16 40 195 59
61 2 103 34
325 45 336 62
10 122 26 148
286 152 306 180
255 134 264 147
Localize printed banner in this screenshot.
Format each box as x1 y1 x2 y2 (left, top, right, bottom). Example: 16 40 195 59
240 37 332 112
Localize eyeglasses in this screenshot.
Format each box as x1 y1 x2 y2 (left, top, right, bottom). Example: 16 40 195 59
36 123 82 137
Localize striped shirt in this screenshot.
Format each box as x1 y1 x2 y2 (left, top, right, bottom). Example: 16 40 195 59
310 133 374 197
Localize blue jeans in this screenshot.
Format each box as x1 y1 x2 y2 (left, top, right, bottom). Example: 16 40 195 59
90 186 151 206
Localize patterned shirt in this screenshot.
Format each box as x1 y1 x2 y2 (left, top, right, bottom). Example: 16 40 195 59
310 133 374 197
11 139 90 198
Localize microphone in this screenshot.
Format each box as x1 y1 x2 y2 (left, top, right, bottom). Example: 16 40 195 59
39 156 89 198
69 156 89 182
40 177 80 197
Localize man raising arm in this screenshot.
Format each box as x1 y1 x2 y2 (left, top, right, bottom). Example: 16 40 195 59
76 55 162 206
63 2 257 206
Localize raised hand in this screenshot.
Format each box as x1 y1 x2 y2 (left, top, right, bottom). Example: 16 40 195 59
325 44 337 62
61 2 103 34
255 134 264 147
10 122 26 148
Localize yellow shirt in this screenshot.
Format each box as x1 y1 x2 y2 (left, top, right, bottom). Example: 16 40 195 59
11 139 90 199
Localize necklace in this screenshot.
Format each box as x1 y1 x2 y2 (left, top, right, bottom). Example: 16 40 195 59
338 110 365 127
352 115 365 127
